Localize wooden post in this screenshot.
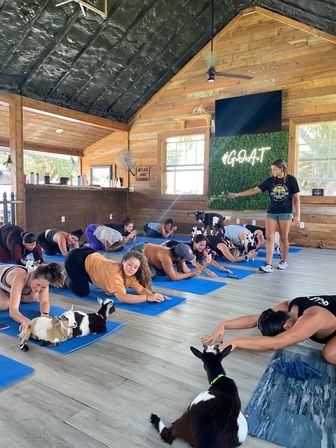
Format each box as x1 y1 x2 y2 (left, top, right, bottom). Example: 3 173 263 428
9 95 25 228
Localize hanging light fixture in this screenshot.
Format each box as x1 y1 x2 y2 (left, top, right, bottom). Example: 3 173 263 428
55 0 107 18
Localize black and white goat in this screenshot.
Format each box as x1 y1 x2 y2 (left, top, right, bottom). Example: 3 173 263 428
150 345 247 448
194 211 224 235
72 298 115 337
19 309 77 351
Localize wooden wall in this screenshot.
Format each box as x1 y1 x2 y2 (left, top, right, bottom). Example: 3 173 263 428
81 7 336 248
25 185 128 236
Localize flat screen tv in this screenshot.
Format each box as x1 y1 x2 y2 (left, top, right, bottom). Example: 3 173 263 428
215 90 282 137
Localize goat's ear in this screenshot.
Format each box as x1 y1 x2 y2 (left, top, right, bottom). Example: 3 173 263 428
190 346 203 359
220 345 232 360
70 305 74 312
97 297 103 305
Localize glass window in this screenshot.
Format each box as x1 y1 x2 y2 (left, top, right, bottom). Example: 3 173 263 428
163 135 205 195
296 122 336 196
24 150 79 184
90 165 112 187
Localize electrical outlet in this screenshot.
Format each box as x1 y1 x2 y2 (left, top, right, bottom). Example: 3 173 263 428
299 221 305 229
61 216 65 223
252 219 257 226
109 213 113 220
236 218 240 224
129 186 135 192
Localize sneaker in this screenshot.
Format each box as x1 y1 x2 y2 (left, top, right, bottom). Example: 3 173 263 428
277 261 288 270
258 264 273 273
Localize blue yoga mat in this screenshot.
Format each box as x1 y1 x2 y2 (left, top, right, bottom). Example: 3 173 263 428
152 275 225 294
43 253 65 261
0 354 34 389
218 258 265 269
245 348 336 448
0 303 125 355
257 247 303 259
50 287 186 316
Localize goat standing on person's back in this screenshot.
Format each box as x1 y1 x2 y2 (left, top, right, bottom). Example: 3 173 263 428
150 345 247 447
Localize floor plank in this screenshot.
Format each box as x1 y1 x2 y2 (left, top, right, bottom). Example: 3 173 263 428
0 247 335 447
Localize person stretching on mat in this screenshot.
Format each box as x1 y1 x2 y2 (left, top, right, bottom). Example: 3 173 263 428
143 218 177 238
163 235 233 278
132 243 203 281
228 159 300 273
202 295 336 365
37 228 83 256
64 247 168 304
206 234 258 263
0 263 65 331
85 224 136 252
0 224 44 265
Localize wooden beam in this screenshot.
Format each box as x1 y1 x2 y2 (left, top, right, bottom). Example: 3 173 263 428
9 96 25 228
22 96 129 132
0 137 83 157
253 6 336 44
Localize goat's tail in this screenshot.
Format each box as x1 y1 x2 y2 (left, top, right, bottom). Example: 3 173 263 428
19 324 33 352
150 414 174 444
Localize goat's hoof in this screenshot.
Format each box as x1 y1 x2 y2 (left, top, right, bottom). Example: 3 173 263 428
20 343 29 352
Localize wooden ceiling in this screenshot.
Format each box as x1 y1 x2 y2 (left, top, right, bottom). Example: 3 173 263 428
0 1 335 123
0 96 128 156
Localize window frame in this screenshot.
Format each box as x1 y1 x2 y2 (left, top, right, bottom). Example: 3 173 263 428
289 113 336 204
90 165 112 187
159 128 209 199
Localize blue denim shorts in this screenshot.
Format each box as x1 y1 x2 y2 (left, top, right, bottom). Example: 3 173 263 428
266 212 293 221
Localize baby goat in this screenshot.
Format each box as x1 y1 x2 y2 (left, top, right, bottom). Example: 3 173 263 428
72 298 115 337
150 345 247 448
19 310 77 352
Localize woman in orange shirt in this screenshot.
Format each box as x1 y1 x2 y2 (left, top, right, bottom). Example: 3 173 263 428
64 247 167 303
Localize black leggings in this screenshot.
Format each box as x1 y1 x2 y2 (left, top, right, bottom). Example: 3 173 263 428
143 224 161 238
64 247 96 297
37 231 59 255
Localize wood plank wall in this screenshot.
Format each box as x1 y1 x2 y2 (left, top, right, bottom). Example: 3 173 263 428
25 185 128 236
82 8 336 249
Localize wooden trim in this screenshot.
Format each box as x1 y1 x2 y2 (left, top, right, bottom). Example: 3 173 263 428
158 127 209 199
289 113 336 204
0 137 83 157
75 0 107 18
253 6 336 44
175 114 211 130
22 96 128 131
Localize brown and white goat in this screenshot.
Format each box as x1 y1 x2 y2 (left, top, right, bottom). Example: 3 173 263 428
19 309 77 351
150 345 247 448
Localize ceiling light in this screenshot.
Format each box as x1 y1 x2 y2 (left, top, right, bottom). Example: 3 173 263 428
56 128 64 133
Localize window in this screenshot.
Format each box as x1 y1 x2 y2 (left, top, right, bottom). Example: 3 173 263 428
163 134 205 195
296 122 336 196
90 165 112 187
24 150 79 183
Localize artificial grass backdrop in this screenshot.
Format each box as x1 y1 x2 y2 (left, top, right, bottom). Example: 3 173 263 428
208 131 289 210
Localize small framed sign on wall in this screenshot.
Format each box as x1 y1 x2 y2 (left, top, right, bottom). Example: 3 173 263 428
136 166 150 181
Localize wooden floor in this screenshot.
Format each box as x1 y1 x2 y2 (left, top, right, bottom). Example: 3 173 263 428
1 247 335 448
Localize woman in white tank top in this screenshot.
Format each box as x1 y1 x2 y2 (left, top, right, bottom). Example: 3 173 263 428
0 263 64 331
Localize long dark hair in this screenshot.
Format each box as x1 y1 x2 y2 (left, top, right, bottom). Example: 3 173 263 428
257 308 289 336
272 159 287 183
33 263 65 287
121 250 152 289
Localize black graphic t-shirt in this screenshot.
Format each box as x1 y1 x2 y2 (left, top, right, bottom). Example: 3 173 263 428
258 174 300 214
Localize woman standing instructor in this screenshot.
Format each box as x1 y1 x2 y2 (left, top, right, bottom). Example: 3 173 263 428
228 159 300 273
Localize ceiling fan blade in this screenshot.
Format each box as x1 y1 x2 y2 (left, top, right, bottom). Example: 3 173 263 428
215 71 253 80
205 50 216 69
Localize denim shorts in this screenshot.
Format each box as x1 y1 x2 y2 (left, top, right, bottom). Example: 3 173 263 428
266 212 293 221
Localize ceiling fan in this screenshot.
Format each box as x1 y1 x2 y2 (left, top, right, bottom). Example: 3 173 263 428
205 0 253 83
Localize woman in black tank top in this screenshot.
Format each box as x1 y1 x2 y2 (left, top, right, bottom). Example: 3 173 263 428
0 264 64 331
203 295 336 365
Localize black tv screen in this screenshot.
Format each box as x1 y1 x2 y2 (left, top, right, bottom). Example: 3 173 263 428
215 90 282 137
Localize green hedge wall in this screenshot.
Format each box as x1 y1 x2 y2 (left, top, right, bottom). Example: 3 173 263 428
208 131 289 210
